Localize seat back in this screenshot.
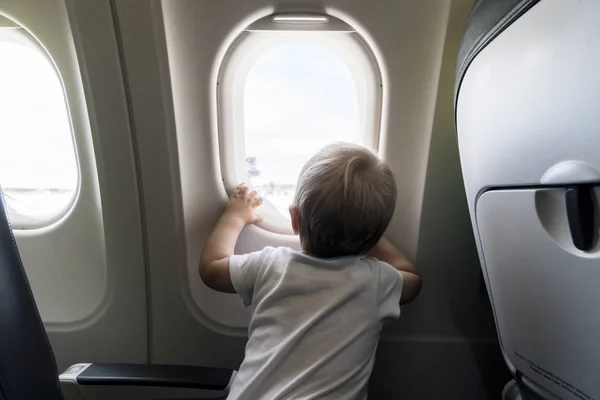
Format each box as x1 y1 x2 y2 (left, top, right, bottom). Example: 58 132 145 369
0 191 63 399
455 1 600 399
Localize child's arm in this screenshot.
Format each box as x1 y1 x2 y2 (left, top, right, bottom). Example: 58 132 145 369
368 236 422 305
199 184 263 293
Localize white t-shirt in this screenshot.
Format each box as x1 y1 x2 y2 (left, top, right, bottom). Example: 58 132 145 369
227 246 403 400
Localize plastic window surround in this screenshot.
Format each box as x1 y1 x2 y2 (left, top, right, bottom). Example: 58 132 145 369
217 13 382 235
0 18 79 229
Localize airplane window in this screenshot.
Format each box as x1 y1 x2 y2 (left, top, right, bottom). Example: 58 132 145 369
245 44 361 220
0 25 78 228
219 25 381 234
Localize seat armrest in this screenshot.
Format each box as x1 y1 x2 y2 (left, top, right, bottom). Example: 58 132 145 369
59 363 236 400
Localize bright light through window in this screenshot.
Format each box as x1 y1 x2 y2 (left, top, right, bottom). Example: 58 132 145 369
244 43 362 217
0 28 78 226
219 25 381 234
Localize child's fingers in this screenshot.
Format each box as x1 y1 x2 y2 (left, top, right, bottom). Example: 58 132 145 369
232 183 246 197
249 190 257 199
239 185 249 197
254 215 264 224
253 197 263 208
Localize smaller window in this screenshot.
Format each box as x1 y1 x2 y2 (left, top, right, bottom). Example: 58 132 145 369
218 14 382 234
0 18 78 228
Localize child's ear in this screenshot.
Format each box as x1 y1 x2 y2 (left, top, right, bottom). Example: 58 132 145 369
289 207 300 235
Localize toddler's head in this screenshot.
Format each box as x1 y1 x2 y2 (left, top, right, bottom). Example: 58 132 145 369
290 143 396 258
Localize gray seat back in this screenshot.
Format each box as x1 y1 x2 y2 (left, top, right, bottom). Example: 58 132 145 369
0 191 63 399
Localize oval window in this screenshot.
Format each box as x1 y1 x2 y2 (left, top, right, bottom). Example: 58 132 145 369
218 16 381 234
0 22 78 228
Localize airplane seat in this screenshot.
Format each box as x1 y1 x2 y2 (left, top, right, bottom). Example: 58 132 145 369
0 190 236 399
455 1 600 400
0 193 64 399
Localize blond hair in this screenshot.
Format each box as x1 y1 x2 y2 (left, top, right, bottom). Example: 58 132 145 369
292 143 397 258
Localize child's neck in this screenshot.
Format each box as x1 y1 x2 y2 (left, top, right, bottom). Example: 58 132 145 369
299 249 361 260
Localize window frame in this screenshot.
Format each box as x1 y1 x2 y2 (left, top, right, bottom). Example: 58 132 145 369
217 14 383 235
0 23 80 229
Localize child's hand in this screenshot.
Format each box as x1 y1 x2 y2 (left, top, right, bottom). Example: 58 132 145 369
200 183 263 293
225 183 264 225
